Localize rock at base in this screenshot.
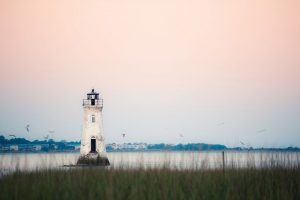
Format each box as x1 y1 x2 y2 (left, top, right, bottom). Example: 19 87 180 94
77 153 110 166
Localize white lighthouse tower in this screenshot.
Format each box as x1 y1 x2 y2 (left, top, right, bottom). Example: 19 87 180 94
77 89 109 165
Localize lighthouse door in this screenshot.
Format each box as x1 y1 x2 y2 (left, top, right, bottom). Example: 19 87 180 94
91 139 96 152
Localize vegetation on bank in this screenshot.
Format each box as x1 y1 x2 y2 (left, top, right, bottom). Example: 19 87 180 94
0 166 299 200
1 135 300 152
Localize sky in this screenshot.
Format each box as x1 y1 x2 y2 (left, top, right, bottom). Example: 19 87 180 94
0 0 299 147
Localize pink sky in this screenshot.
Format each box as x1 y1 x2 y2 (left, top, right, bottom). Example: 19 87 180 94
0 0 299 147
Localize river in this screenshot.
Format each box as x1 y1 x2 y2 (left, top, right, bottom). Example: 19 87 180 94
0 151 299 174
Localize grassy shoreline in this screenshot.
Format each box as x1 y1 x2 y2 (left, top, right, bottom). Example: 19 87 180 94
1 167 299 200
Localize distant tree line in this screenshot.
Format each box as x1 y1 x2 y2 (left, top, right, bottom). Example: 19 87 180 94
0 135 80 146
147 143 227 151
1 135 299 152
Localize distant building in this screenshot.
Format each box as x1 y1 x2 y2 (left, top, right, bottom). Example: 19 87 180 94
9 145 18 151
18 144 33 151
33 145 42 151
1 146 9 151
106 143 148 151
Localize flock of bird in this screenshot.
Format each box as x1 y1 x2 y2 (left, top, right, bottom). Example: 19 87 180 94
6 124 55 141
120 122 268 149
6 122 268 148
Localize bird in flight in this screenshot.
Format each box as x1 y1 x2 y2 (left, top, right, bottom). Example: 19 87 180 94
25 124 30 133
9 134 16 138
257 129 267 133
217 122 225 126
44 135 49 140
122 133 126 138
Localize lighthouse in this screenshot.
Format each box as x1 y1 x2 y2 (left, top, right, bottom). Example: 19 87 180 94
77 89 109 166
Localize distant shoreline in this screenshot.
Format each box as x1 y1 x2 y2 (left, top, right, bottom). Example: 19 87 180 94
1 149 300 154
1 135 299 153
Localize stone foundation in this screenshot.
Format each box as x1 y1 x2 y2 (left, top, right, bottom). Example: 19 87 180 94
77 153 110 166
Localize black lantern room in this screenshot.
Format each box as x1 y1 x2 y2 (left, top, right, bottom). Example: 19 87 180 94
87 89 99 105
83 89 103 107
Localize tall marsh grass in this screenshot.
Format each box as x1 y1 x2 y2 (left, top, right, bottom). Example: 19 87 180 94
0 151 299 200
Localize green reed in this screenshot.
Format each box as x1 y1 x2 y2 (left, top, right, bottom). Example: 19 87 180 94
0 151 300 200
0 165 299 200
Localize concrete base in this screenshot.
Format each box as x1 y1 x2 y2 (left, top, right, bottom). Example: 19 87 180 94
77 153 110 166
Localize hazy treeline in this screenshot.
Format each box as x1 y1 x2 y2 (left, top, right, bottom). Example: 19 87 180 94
146 143 227 151
1 135 299 152
0 135 79 145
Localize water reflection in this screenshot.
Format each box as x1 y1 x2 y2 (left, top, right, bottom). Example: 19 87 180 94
0 151 299 174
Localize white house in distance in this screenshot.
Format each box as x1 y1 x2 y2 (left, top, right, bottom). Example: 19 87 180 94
9 145 18 151
77 89 109 166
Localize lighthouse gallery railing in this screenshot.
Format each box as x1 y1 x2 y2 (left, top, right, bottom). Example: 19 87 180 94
82 99 103 107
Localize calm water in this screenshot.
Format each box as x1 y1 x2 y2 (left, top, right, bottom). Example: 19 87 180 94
0 151 299 174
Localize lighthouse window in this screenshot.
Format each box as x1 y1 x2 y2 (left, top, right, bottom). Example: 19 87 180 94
91 115 95 123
